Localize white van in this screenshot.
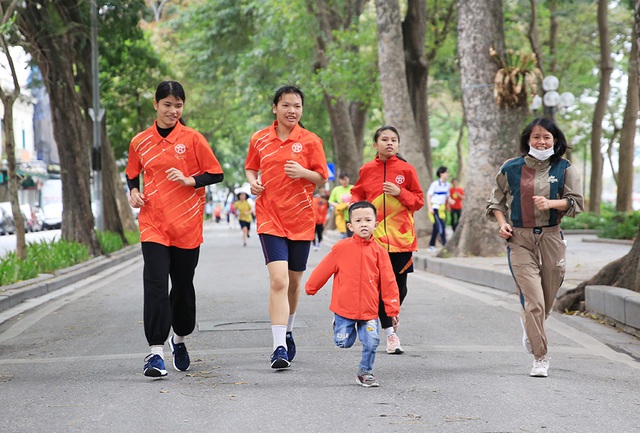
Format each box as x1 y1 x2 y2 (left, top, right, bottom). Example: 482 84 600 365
40 179 63 230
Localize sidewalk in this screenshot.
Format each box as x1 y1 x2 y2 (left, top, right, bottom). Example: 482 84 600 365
324 229 637 337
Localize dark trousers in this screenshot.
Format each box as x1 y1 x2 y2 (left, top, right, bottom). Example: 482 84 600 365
314 224 324 245
451 209 462 231
378 252 411 329
429 211 447 247
141 242 200 346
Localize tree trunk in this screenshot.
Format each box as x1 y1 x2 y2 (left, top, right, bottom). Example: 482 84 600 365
615 21 638 213
588 0 612 213
403 0 432 180
307 0 367 181
451 0 529 257
374 0 431 239
17 0 102 256
101 124 136 236
548 0 558 74
0 31 26 259
527 0 544 75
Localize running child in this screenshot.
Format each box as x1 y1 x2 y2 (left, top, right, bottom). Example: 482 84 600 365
305 201 400 387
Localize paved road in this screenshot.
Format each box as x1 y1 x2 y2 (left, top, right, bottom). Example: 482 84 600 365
0 222 638 432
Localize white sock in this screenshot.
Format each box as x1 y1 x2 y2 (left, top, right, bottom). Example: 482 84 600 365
173 334 185 344
287 313 296 333
384 327 395 338
150 345 164 359
272 325 287 350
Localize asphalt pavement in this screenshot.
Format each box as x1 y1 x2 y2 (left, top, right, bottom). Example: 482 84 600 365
0 222 638 432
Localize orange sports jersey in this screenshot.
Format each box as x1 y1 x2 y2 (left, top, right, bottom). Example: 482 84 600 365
126 121 223 249
350 155 424 253
245 121 328 240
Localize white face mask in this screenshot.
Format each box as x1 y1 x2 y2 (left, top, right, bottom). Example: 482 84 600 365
528 145 555 161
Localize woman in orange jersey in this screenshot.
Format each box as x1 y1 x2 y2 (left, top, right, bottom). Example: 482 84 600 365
245 85 328 369
126 81 224 379
350 125 424 356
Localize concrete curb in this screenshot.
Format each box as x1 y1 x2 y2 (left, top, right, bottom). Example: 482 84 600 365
0 244 141 313
414 252 640 338
585 285 640 338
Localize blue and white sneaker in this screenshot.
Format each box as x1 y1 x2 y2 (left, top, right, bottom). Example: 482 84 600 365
169 336 190 371
270 346 290 369
143 354 167 378
285 331 296 362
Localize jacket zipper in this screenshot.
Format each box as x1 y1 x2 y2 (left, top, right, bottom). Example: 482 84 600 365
383 160 389 251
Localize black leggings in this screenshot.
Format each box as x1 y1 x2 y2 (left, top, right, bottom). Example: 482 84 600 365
141 242 200 346
378 252 411 329
314 224 324 245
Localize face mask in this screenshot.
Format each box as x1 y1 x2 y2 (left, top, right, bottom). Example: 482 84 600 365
528 145 554 161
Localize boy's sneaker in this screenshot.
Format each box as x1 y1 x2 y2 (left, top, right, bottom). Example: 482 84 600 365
270 346 290 369
427 246 437 252
386 334 404 354
530 358 549 377
520 317 532 354
143 354 167 378
356 372 380 387
169 336 190 371
286 331 296 362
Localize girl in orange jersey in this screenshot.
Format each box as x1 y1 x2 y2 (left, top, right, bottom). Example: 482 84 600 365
126 81 224 378
245 85 328 369
350 126 424 356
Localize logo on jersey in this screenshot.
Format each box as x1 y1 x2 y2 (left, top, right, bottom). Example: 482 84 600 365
291 142 303 155
174 143 186 159
395 175 405 184
548 175 558 183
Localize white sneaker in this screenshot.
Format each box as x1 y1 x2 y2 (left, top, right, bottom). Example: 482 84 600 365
520 317 532 354
386 334 404 354
530 358 549 377
427 246 436 252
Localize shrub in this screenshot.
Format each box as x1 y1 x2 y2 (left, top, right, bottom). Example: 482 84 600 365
0 231 141 286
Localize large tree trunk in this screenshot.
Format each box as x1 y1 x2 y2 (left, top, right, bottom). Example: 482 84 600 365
375 0 431 239
403 0 432 180
615 21 638 213
588 0 612 213
307 0 367 181
451 0 528 257
17 0 101 256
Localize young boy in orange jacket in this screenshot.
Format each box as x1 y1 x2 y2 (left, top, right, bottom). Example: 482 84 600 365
305 201 400 387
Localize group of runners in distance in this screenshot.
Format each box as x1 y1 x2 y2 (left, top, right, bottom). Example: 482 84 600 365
126 81 584 386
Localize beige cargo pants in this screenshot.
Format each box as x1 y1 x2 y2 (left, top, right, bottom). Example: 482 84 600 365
507 225 566 358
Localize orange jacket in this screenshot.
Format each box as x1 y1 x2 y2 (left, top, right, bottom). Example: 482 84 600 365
350 155 424 252
305 235 400 321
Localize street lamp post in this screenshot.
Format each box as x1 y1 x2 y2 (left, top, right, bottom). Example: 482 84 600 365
529 75 575 123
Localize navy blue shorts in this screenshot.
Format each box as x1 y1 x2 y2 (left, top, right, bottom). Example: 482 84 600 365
239 220 251 230
259 234 311 272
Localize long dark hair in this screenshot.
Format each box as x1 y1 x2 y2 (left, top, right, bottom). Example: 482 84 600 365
373 125 406 161
519 117 569 163
155 81 186 125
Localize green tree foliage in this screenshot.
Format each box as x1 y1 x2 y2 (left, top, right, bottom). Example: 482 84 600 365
99 0 169 161
156 0 330 188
